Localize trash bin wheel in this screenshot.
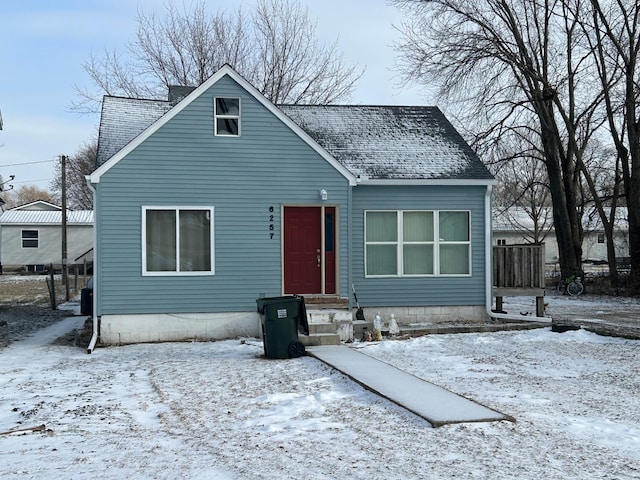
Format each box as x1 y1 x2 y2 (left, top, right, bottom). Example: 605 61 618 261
288 341 306 358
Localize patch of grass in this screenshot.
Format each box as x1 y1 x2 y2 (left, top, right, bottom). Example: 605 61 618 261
0 274 84 307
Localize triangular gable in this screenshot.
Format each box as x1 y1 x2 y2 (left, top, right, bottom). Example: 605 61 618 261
89 64 357 186
12 200 62 211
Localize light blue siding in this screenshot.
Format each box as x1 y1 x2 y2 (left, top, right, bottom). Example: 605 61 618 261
351 184 488 307
96 75 350 315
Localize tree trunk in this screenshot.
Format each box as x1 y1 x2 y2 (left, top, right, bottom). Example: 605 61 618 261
625 58 640 289
604 223 620 289
547 161 581 278
627 171 640 289
536 100 582 279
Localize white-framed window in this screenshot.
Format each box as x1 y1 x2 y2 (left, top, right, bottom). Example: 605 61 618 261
497 239 507 246
142 206 214 275
365 210 471 277
214 97 240 136
21 229 39 248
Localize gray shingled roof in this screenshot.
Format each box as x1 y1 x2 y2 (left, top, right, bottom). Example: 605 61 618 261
280 105 492 180
97 97 172 166
97 96 493 181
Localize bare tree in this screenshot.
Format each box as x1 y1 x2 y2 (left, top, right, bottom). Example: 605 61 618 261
392 0 607 281
251 0 360 104
50 139 96 210
587 0 640 286
493 153 554 245
2 185 59 209
74 0 362 112
489 126 554 245
577 138 624 285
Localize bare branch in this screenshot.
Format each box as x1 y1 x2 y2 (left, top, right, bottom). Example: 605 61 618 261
73 0 362 107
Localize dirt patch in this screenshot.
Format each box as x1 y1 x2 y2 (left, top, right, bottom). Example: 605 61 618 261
0 304 70 348
0 274 90 349
50 317 93 348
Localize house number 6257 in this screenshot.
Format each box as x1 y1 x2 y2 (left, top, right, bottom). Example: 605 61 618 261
269 206 275 239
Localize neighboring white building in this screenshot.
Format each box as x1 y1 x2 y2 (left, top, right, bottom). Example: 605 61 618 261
493 206 629 264
0 201 94 272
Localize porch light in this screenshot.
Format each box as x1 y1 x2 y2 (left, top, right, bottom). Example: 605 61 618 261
319 189 328 201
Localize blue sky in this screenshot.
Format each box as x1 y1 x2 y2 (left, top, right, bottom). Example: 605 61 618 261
0 1 429 191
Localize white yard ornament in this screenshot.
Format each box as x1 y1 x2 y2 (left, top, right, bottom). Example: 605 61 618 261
388 314 399 337
373 312 383 341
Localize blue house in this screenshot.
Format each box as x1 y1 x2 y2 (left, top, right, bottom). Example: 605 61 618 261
88 65 494 348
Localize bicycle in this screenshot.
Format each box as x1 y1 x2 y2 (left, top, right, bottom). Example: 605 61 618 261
557 275 584 296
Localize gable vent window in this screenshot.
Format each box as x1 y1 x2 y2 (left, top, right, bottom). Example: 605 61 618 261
214 97 240 136
22 229 39 248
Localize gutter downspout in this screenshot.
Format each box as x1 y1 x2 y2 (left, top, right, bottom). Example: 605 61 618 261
484 185 552 323
347 183 353 309
85 177 99 353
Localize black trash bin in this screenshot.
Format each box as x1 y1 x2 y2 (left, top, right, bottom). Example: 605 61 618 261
80 278 93 316
256 295 309 359
80 288 93 315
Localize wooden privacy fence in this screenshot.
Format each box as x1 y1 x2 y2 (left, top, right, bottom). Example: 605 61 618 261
493 244 545 317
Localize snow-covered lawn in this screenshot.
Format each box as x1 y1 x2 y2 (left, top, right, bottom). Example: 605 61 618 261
1 312 639 479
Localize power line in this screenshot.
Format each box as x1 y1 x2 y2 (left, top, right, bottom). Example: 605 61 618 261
12 178 53 184
0 159 55 167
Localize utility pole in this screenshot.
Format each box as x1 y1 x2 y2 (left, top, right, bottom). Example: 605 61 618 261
61 154 69 302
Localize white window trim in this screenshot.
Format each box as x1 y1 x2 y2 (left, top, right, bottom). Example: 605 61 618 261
364 210 472 277
21 229 39 249
142 206 215 276
214 97 241 137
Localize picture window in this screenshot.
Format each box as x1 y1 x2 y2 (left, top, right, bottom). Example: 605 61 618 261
365 210 471 277
143 207 214 275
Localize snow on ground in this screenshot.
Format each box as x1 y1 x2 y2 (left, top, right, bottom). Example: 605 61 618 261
1 296 639 479
0 274 56 283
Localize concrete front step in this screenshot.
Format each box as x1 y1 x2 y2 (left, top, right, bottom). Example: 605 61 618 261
303 296 349 308
305 308 354 342
307 322 354 342
299 333 341 347
309 322 338 334
306 309 353 324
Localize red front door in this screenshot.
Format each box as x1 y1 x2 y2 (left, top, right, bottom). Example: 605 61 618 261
284 207 322 294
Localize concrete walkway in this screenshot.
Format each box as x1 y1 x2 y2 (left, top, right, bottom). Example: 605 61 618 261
307 345 512 427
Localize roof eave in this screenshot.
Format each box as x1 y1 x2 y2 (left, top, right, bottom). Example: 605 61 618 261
355 178 496 186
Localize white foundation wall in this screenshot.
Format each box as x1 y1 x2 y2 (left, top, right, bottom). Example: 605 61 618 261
99 312 261 345
356 305 488 325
